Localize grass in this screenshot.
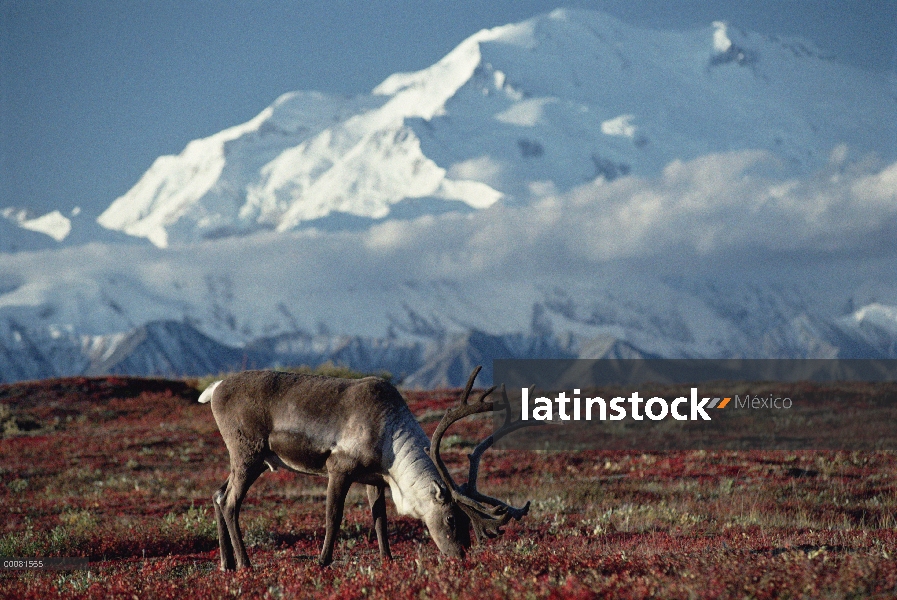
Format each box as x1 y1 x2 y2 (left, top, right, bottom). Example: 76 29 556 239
0 377 896 598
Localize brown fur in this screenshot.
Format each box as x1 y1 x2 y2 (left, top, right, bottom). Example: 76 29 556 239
205 370 459 570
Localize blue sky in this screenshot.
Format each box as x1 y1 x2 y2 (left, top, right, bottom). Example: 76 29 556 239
1 0 895 218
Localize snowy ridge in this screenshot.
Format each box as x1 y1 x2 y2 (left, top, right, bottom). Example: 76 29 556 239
2 298 897 387
1 208 73 252
96 9 896 247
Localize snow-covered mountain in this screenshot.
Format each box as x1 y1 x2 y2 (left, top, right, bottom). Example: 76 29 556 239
96 9 896 248
1 208 73 253
1 206 149 253
2 295 897 387
2 8 897 387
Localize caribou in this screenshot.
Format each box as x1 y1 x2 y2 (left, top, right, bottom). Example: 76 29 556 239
198 365 535 570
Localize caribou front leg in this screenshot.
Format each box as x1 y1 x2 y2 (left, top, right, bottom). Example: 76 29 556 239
319 468 352 566
367 484 392 560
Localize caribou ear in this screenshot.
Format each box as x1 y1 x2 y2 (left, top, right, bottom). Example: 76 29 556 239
431 481 449 503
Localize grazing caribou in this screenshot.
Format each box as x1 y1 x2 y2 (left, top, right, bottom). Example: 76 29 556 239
198 366 535 570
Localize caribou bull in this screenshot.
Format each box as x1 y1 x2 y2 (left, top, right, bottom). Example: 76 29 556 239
199 366 534 570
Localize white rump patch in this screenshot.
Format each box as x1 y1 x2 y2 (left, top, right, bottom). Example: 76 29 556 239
198 380 222 404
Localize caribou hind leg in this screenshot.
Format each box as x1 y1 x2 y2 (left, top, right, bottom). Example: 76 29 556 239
217 461 266 570
213 478 236 571
367 484 392 560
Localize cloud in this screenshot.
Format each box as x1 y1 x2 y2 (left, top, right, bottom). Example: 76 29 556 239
2 149 895 342
354 149 897 279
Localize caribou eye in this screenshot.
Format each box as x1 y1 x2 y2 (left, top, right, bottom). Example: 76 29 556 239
445 515 455 529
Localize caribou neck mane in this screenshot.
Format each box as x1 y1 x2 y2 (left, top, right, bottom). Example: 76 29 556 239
381 409 445 518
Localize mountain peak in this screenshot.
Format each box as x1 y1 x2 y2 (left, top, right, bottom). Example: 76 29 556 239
96 9 896 248
1 207 73 241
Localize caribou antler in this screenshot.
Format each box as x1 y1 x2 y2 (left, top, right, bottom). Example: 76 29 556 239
459 383 537 524
429 366 539 542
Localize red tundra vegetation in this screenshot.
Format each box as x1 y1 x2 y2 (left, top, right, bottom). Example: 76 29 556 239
1 376 896 598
